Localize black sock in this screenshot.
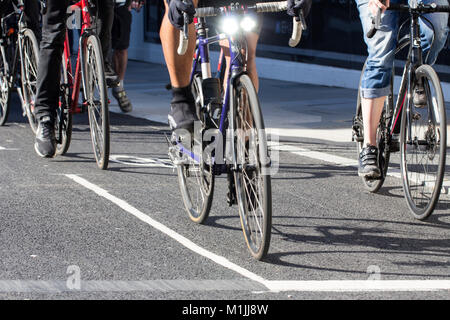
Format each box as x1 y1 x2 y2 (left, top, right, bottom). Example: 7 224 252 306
171 86 194 105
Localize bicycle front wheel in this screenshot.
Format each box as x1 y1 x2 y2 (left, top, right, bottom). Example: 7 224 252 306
400 65 447 220
233 74 272 260
0 44 11 126
20 29 39 133
84 35 110 170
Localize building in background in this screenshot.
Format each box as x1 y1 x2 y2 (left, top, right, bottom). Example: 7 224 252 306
127 0 450 96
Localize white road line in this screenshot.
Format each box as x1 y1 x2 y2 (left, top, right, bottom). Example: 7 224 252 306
0 146 19 151
64 174 268 287
65 174 450 293
270 142 450 195
265 280 450 292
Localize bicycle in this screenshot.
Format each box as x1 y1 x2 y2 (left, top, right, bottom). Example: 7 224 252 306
168 1 305 260
56 0 110 169
0 0 40 131
352 1 450 220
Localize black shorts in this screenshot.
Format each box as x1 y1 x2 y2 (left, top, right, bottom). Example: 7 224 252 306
112 5 132 50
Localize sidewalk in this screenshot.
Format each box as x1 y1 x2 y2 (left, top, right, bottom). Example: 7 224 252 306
109 60 450 145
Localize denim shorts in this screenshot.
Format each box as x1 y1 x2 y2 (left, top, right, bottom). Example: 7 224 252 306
356 0 449 98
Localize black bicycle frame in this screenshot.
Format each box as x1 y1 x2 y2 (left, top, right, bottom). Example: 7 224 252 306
388 8 425 143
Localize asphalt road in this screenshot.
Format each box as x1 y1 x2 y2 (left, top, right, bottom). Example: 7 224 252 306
1 92 450 301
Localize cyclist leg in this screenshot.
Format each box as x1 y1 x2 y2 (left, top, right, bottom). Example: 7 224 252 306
419 0 449 65
34 0 70 157
411 0 449 105
220 15 262 92
356 0 400 177
112 2 133 112
161 0 199 131
98 0 120 87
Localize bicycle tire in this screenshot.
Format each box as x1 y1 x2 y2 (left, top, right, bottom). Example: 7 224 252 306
20 29 39 133
177 74 215 224
55 53 72 156
84 35 110 170
353 62 391 193
400 64 447 220
0 44 11 126
233 74 272 260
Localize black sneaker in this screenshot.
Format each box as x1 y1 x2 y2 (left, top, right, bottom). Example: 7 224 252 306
358 145 381 179
413 83 427 107
104 62 120 88
34 116 56 158
112 88 132 113
168 86 199 132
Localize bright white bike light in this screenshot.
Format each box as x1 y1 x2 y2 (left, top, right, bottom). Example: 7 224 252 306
240 16 256 32
220 17 239 35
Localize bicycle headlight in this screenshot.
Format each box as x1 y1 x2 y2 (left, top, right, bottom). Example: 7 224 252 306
240 16 256 32
220 17 239 35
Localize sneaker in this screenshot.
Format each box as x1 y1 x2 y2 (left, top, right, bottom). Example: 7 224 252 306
112 88 132 113
358 145 381 179
168 102 198 132
413 83 427 107
34 116 56 158
168 86 199 132
104 62 120 88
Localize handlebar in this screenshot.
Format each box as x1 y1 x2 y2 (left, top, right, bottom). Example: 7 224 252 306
367 2 450 39
178 1 307 55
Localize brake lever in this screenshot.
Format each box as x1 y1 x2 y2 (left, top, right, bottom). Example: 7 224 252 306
289 9 306 47
177 1 189 55
367 2 383 39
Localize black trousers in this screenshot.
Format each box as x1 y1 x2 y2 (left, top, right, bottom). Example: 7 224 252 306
34 0 114 121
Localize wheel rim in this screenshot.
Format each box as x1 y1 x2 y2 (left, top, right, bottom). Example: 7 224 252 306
22 34 38 128
179 156 213 220
402 78 445 212
234 84 267 255
86 42 106 166
0 56 9 120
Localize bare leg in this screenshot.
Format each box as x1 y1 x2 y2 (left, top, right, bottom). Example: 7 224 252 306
159 0 198 88
221 31 259 92
361 96 386 146
113 49 128 82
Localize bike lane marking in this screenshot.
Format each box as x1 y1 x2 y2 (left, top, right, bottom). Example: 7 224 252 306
64 174 269 287
269 142 450 196
64 174 450 293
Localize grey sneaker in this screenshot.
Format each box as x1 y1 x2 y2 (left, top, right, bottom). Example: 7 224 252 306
34 116 56 158
112 88 132 113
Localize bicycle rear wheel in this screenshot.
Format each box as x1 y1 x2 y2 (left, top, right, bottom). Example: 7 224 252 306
176 74 215 224
0 44 11 126
20 29 39 133
400 65 447 220
55 53 72 155
233 74 272 260
84 35 110 170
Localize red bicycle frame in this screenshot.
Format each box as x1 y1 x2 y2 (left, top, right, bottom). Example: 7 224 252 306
62 0 93 114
